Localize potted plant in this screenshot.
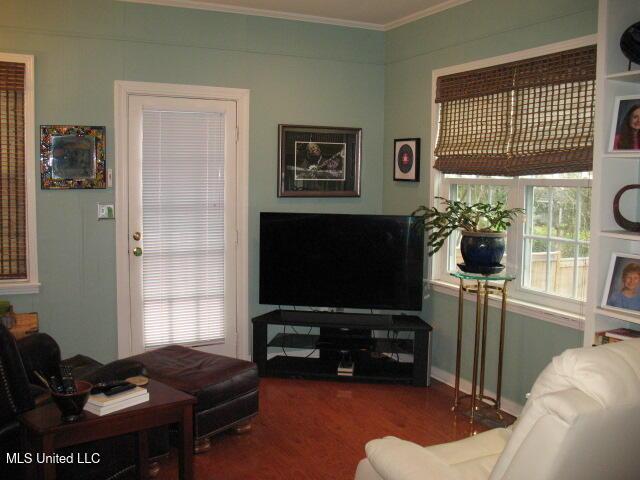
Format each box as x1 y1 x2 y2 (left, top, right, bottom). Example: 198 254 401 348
413 197 524 274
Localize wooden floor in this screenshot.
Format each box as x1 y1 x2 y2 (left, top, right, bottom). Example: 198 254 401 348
158 377 504 480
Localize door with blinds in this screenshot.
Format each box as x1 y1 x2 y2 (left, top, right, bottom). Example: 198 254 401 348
127 95 237 356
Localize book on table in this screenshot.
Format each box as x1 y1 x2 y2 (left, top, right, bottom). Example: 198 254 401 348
84 386 149 416
596 327 640 344
604 328 640 341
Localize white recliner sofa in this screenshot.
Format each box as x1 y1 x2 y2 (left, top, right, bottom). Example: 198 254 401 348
355 338 640 480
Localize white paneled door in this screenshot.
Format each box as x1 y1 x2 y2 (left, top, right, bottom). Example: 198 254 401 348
127 95 237 356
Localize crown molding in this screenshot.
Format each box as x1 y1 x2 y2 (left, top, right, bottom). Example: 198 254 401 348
118 0 472 31
383 0 472 31
118 0 384 30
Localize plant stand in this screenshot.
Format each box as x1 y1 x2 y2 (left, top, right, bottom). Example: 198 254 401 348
450 271 515 426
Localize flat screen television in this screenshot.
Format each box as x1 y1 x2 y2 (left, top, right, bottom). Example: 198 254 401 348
259 212 424 311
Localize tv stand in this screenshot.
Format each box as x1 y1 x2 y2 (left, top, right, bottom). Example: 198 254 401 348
251 310 432 386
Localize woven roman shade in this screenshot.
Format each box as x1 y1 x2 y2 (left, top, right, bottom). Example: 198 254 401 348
0 61 27 280
434 45 596 176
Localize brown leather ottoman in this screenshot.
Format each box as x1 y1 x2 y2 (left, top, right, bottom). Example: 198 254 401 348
130 345 259 453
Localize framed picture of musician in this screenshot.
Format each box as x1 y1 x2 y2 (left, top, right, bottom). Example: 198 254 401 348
393 138 420 182
278 125 361 197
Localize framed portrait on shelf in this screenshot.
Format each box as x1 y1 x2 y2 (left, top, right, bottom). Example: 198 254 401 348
40 125 106 189
609 95 640 152
278 125 361 197
601 252 640 316
393 138 420 182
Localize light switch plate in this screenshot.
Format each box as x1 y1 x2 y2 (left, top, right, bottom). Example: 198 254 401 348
97 203 115 220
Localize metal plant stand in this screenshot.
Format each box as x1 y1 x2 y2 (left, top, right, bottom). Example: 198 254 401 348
450 271 515 426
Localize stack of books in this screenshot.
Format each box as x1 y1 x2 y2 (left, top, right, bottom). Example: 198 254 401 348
84 386 149 416
595 328 640 345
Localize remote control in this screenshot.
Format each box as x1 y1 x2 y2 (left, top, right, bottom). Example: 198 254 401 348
91 380 131 395
49 375 64 394
104 383 136 396
59 364 76 394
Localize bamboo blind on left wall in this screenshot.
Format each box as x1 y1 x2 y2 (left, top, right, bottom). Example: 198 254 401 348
0 61 27 280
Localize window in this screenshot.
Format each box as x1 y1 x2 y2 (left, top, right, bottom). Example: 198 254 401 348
0 54 37 294
430 39 596 316
440 173 591 313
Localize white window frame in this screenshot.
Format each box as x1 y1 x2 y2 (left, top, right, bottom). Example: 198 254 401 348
0 53 39 295
428 36 597 330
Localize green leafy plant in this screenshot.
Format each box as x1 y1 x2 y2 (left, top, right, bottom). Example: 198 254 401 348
413 197 524 256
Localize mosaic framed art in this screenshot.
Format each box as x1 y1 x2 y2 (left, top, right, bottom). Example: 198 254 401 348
40 125 106 189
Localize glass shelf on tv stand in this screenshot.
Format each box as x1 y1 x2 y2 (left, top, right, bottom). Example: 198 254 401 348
267 332 414 356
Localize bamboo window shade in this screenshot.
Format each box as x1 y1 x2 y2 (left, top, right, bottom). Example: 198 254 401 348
434 45 596 176
0 61 27 280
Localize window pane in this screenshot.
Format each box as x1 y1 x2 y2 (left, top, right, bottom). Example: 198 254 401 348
576 244 589 300
551 187 578 239
521 172 592 180
494 187 508 205
578 188 591 241
456 184 469 203
449 230 462 270
452 184 508 204
524 238 548 291
523 184 591 301
531 187 550 237
547 242 578 298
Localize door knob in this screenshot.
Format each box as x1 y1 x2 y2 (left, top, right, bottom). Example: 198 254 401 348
132 232 142 241
132 247 143 257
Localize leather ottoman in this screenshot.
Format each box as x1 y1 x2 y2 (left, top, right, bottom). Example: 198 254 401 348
130 345 259 453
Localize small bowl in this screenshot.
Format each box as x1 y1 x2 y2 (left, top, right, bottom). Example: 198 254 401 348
51 380 93 422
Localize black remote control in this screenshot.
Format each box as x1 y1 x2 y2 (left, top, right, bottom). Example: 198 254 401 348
59 364 76 394
91 380 130 395
49 375 64 394
104 383 136 396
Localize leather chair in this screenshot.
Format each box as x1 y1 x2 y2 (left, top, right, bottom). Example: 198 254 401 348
0 325 169 480
355 338 640 480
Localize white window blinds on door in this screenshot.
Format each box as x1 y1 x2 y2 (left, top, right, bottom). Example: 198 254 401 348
142 109 226 349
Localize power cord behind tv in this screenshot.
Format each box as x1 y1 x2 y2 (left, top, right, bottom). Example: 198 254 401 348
278 305 316 358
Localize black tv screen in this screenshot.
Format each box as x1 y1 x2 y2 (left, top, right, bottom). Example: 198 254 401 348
259 212 424 310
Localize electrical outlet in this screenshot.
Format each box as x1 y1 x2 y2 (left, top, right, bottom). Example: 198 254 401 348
97 203 115 220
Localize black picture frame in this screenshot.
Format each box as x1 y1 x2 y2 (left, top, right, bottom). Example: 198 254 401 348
278 125 361 197
393 138 420 182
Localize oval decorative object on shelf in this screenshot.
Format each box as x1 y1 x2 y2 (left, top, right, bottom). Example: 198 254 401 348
613 184 640 232
620 21 640 68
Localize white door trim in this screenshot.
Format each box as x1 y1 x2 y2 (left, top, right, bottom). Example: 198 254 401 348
114 80 250 360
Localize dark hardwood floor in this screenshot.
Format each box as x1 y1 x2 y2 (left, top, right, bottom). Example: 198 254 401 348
158 377 505 480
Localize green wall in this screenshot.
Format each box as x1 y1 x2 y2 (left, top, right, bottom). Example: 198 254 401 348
1 0 385 362
383 0 597 406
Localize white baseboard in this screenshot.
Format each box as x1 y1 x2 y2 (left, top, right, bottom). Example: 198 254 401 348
430 366 523 417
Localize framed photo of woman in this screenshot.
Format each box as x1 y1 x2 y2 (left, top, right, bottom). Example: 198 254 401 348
602 252 640 316
609 96 640 152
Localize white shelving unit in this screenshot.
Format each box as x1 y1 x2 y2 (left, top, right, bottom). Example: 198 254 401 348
584 0 640 345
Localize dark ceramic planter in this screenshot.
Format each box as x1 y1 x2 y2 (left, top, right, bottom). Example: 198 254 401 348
460 231 506 273
51 380 92 422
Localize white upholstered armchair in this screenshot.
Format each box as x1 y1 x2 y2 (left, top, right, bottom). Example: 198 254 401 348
355 338 640 480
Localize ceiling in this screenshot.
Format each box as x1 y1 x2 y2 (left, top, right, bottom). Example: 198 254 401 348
121 0 471 30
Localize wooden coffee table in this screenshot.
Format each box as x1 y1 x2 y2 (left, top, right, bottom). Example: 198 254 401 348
19 379 196 480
